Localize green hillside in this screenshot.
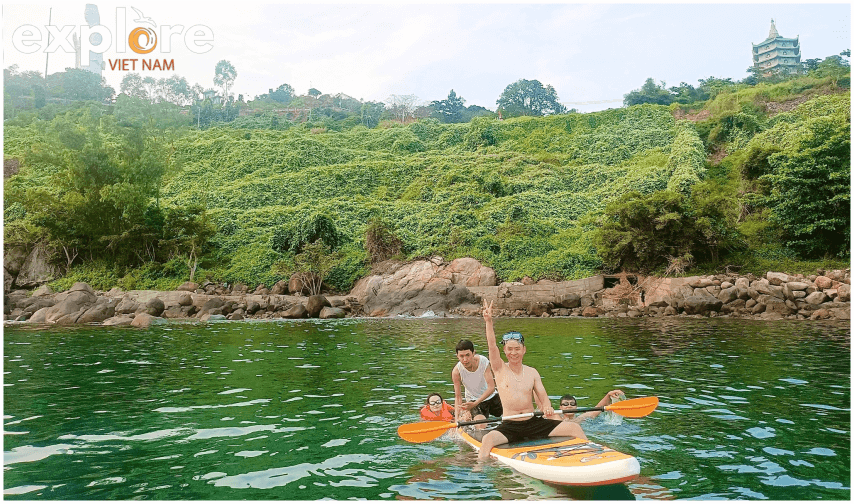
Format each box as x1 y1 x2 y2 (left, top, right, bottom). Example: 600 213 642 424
3 75 849 292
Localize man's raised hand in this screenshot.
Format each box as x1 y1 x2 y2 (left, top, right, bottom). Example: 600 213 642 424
482 299 494 323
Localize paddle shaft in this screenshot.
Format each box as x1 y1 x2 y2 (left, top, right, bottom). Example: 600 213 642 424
456 407 604 428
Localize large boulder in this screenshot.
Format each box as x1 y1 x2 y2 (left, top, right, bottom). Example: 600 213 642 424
682 293 723 315
688 277 715 288
716 286 738 304
115 297 141 315
17 295 55 316
102 314 135 326
765 299 795 316
145 297 165 317
306 295 331 317
77 299 117 324
3 246 29 278
350 259 479 317
176 292 193 307
319 306 347 319
176 281 199 292
556 293 581 309
200 297 225 315
32 284 54 297
803 291 829 306
282 304 308 319
131 313 166 328
271 280 289 295
734 277 750 299
41 283 97 324
814 276 833 290
14 246 60 288
435 258 497 287
766 272 790 286
838 283 850 302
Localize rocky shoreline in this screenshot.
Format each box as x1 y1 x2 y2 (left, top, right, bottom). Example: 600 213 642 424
3 258 850 327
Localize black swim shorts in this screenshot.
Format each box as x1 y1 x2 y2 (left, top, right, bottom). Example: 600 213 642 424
472 394 503 419
493 416 563 444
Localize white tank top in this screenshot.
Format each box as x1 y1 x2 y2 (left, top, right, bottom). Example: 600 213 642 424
456 354 496 402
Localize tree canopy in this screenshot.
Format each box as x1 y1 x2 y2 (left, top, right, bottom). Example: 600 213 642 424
496 79 565 117
213 60 237 99
430 89 466 123
269 83 295 104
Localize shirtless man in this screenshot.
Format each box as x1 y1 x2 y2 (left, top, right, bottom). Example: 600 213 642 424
452 339 503 426
477 299 588 462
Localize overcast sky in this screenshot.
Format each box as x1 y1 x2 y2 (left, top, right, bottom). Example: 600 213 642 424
3 2 851 112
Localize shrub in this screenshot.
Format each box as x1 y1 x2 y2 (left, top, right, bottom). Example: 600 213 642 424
665 122 706 194
271 212 340 254
593 190 697 272
293 239 341 295
364 218 404 264
464 117 499 149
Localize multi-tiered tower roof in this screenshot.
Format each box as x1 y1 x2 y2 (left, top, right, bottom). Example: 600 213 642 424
752 19 801 76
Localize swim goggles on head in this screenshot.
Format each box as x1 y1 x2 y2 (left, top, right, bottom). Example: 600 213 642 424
501 331 524 345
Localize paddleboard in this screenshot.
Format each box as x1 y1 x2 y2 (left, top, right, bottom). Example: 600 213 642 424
459 427 640 486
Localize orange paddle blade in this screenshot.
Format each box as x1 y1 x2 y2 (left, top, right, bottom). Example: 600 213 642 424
397 421 457 443
604 396 659 418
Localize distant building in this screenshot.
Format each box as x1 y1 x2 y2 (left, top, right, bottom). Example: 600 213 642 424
73 4 104 75
752 19 801 76
203 89 222 105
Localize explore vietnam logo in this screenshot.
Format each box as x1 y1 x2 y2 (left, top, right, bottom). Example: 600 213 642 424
11 6 214 72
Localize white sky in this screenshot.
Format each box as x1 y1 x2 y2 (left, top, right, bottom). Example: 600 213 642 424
3 2 852 113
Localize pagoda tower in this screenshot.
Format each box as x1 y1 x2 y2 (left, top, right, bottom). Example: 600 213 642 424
752 19 801 76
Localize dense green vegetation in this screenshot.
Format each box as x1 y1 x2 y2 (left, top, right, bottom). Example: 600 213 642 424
4 63 850 293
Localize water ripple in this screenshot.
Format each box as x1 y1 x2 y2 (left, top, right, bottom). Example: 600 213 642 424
208 454 373 489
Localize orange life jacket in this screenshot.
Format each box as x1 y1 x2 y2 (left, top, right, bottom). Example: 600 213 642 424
420 401 454 422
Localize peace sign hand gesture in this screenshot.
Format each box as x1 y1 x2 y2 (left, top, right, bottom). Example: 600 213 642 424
482 299 494 324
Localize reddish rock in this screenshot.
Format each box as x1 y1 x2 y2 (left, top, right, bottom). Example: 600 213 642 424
838 283 850 302
176 282 199 292
271 280 289 295
814 276 833 290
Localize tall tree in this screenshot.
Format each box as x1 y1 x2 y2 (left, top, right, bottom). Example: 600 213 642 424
668 82 708 104
47 68 114 102
160 75 191 105
141 76 157 102
360 101 385 128
120 72 146 100
308 87 322 98
496 79 565 117
269 83 295 104
430 89 466 123
813 54 850 87
213 60 237 99
385 94 418 122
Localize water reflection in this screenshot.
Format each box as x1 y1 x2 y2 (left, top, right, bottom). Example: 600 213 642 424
3 318 850 500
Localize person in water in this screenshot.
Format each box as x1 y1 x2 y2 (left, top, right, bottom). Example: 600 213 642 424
452 339 502 426
549 390 625 423
476 299 588 462
420 392 455 422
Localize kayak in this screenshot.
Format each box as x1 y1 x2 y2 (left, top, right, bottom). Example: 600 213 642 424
458 427 640 486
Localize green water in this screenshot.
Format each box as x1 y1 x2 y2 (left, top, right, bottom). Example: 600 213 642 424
3 317 850 500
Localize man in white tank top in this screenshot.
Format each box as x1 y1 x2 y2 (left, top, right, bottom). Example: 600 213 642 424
452 339 503 425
